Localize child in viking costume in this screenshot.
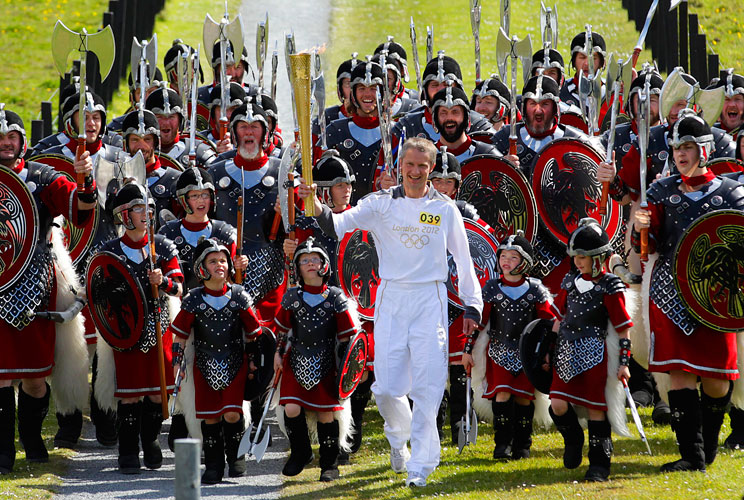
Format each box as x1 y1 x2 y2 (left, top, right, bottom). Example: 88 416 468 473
96 182 183 474
548 219 633 482
634 110 744 472
168 237 262 484
462 232 556 460
274 237 357 482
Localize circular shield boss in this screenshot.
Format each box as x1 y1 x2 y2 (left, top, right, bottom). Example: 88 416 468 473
518 318 556 394
196 102 211 134
156 152 186 172
559 110 588 134
673 209 744 332
445 219 500 309
29 154 100 266
531 138 621 245
244 327 277 401
86 251 148 351
458 154 538 243
0 168 39 293
336 332 368 400
705 158 744 176
337 229 380 321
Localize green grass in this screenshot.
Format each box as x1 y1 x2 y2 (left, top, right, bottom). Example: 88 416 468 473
281 403 744 499
0 0 110 130
325 0 655 94
0 391 76 500
692 1 744 73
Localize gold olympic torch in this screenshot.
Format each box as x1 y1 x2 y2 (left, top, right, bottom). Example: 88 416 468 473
289 53 314 216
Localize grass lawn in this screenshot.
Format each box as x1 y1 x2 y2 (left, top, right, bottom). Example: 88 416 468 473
0 0 111 131
281 402 744 499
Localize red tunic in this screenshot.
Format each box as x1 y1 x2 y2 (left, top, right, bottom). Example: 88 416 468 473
0 160 92 379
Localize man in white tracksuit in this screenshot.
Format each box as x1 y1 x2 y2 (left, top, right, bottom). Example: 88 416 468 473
299 137 482 487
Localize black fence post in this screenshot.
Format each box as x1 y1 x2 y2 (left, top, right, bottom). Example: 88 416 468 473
655 0 667 71
58 72 71 132
31 120 43 147
41 101 52 137
667 2 679 72
708 54 719 85
679 1 689 72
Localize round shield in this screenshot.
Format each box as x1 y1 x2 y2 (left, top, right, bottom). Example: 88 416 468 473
0 167 39 293
518 318 556 394
29 153 100 266
559 111 588 134
458 154 538 243
337 230 380 321
446 219 500 309
244 327 277 401
196 102 211 134
531 138 622 245
673 209 744 332
156 152 186 172
336 332 368 400
705 158 744 176
86 251 148 351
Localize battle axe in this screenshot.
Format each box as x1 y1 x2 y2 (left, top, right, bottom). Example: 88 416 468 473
660 67 724 127
496 28 532 155
470 0 482 84
51 21 115 189
256 12 269 89
540 2 558 48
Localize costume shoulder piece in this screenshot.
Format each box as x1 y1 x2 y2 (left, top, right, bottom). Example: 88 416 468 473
154 233 179 262
560 268 580 290
181 287 203 313
328 286 349 313
212 219 237 244
281 286 303 311
599 272 626 295
229 283 254 308
527 277 552 302
455 199 480 221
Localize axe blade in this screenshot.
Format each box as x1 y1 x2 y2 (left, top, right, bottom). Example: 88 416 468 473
495 28 511 81
515 35 533 85
203 14 221 57
87 25 116 81
694 86 725 126
620 57 633 103
468 409 478 444
238 424 254 458
227 15 245 63
660 68 693 123
540 2 549 45
605 53 619 107
253 426 271 463
131 35 158 84
670 0 685 10
551 5 559 47
51 20 78 75
457 419 467 454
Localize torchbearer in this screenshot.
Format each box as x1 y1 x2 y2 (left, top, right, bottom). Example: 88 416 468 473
298 137 483 487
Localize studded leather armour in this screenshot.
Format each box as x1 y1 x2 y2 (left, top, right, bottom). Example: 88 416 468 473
326 118 382 204
148 166 180 222
181 284 253 390
647 175 744 334
283 286 349 390
160 139 217 170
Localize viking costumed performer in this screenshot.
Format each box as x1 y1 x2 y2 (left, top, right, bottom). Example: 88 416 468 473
0 104 96 474
169 238 262 484
274 238 358 482
298 137 482 487
462 233 556 460
96 182 183 474
548 219 632 482
633 110 744 472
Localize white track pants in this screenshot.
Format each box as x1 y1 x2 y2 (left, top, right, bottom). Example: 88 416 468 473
371 280 449 478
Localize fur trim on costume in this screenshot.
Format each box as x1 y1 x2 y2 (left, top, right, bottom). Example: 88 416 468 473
625 283 648 369
470 321 552 429
172 333 201 439
604 323 631 437
50 225 89 416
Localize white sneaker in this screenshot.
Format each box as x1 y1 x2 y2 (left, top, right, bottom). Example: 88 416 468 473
405 472 427 487
390 446 410 473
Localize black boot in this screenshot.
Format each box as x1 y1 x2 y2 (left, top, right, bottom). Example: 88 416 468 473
584 419 612 482
282 410 314 476
90 352 118 447
201 421 225 484
512 402 535 460
17 382 50 463
449 365 468 446
660 388 706 472
724 406 744 450
550 405 584 469
491 399 514 460
436 389 448 442
117 401 142 474
350 377 372 453
54 410 82 449
0 386 16 474
701 385 732 465
167 413 189 452
318 420 340 482
140 397 163 469
224 416 246 477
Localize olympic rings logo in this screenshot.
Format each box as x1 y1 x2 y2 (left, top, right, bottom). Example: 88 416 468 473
399 233 430 249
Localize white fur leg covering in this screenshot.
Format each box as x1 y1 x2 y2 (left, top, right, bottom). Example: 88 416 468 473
625 283 649 369
605 324 631 438
639 254 658 369
470 327 491 421
173 335 201 440
732 331 744 410
49 226 89 415
94 333 117 412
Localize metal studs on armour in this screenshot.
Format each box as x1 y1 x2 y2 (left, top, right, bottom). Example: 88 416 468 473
343 139 354 149
262 176 275 187
622 144 631 153
669 194 681 204
154 184 166 195
658 151 668 161
219 177 231 188
27 182 37 192
711 195 723 206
